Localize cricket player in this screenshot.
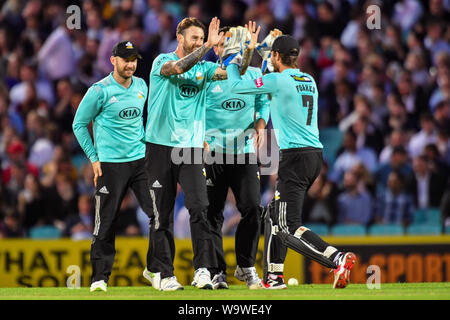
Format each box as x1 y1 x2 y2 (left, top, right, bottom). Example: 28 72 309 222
72 41 152 292
143 17 255 291
203 25 270 290
225 32 357 289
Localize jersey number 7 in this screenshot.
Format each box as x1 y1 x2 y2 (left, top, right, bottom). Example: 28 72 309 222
301 95 313 126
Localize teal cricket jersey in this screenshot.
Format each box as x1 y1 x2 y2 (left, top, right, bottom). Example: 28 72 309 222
72 72 148 163
145 52 218 148
205 65 270 154
226 64 323 150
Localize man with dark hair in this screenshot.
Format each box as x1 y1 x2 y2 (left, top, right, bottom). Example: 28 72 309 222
73 41 153 293
143 17 255 291
225 31 356 289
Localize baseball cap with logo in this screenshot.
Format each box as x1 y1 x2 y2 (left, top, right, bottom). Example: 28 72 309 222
112 41 142 59
272 35 300 56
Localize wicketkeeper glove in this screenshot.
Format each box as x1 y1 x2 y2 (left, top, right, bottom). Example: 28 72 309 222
221 26 251 69
256 29 282 73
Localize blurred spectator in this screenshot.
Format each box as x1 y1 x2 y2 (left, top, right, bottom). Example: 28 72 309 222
54 173 78 222
40 145 77 188
221 0 246 28
396 69 429 124
156 11 177 53
381 24 406 63
379 129 407 164
221 190 240 236
440 180 450 227
424 19 450 65
383 92 416 134
27 111 57 169
336 170 373 225
17 173 46 231
281 0 316 42
351 162 376 196
429 70 450 113
244 0 275 38
436 129 450 165
9 61 54 108
376 170 415 226
316 1 345 40
323 79 354 127
408 113 438 158
330 129 378 183
375 146 414 194
97 11 134 76
339 94 381 134
423 143 449 192
0 92 23 136
37 20 76 81
64 194 93 240
2 140 39 186
303 161 338 225
351 115 384 155
0 210 23 238
432 100 450 132
392 0 423 33
77 162 95 195
404 50 430 87
143 0 164 36
85 4 104 41
114 191 142 237
410 155 445 209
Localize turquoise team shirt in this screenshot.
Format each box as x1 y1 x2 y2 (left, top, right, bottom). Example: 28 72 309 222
145 52 218 148
226 64 323 150
73 72 148 163
205 65 270 154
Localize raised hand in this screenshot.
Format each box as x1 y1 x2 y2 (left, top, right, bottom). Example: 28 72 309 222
206 17 224 48
244 21 261 50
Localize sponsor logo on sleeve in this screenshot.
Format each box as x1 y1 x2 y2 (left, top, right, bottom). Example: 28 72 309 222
255 77 263 88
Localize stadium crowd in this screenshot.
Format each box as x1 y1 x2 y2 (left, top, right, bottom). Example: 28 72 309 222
0 0 449 239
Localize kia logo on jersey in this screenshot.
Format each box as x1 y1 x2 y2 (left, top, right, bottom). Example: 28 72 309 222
119 107 141 119
179 84 199 98
221 98 246 111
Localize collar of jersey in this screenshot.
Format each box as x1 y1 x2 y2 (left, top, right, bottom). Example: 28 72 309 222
109 72 135 90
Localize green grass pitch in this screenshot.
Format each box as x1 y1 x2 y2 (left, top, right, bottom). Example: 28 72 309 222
0 283 449 300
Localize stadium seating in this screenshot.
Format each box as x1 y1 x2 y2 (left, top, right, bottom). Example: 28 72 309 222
319 127 342 166
29 225 62 239
368 224 404 236
445 226 450 234
412 208 442 225
304 223 329 236
406 224 442 235
330 224 366 236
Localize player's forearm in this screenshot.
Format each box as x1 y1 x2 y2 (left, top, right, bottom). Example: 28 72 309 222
240 47 254 75
73 124 99 163
161 44 212 76
226 64 273 95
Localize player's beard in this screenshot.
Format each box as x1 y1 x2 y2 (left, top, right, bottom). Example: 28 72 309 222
183 42 202 55
117 66 135 79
